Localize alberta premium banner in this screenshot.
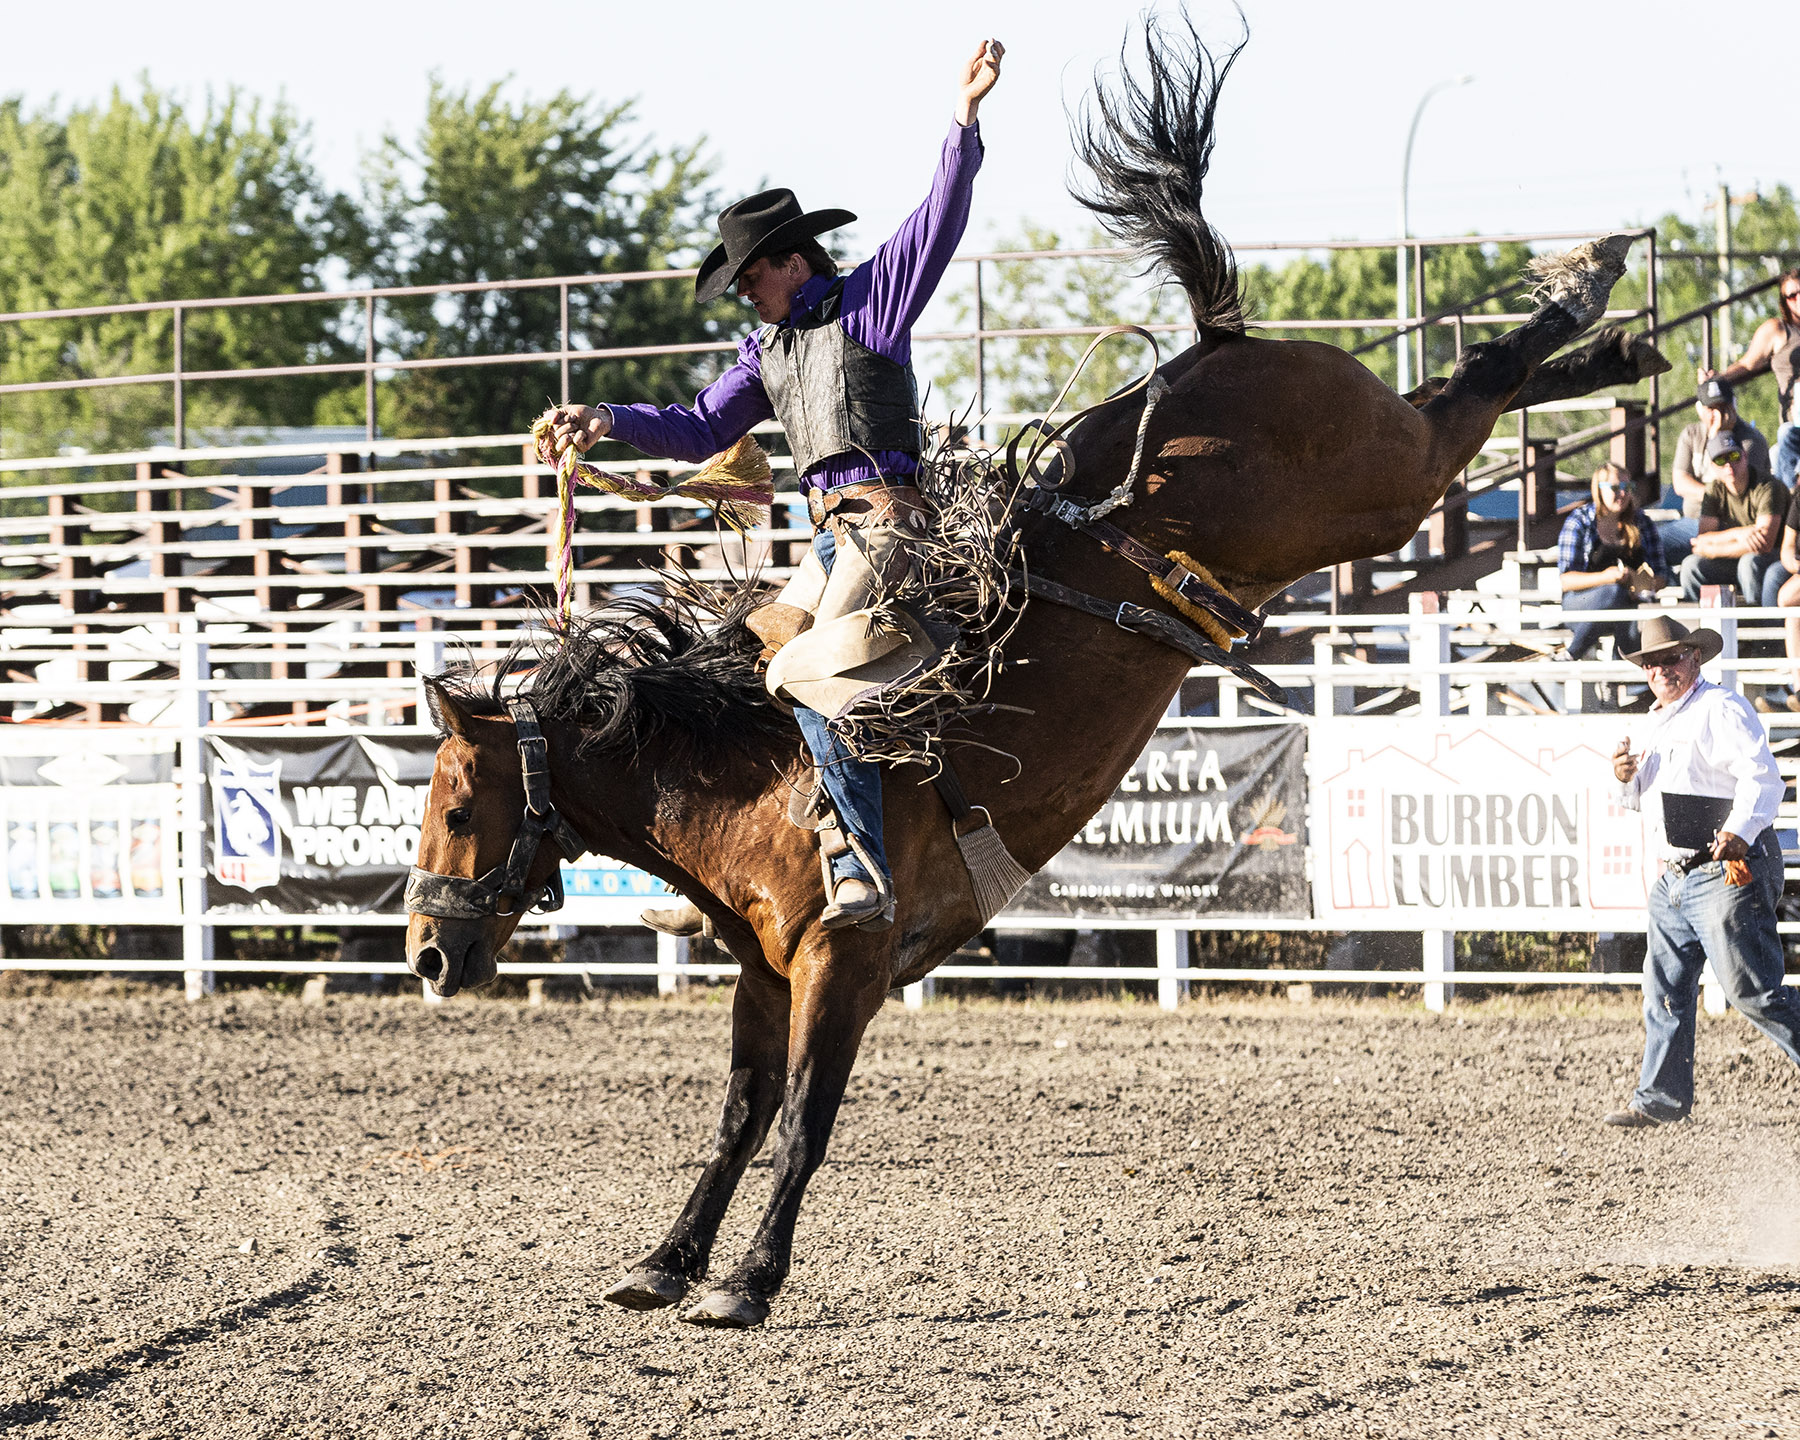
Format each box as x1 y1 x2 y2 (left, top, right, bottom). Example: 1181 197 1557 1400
1310 719 1653 930
1004 722 1308 921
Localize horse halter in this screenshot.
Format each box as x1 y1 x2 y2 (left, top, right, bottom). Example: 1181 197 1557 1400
405 698 587 920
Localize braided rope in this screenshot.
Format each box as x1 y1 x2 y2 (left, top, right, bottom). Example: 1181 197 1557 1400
529 412 775 629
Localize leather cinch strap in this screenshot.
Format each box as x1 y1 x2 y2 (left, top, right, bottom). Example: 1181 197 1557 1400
405 698 587 920
1009 569 1286 706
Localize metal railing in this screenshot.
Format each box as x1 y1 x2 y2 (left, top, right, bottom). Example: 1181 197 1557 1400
0 228 1666 454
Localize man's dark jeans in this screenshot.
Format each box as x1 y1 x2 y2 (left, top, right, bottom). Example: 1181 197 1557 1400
1633 832 1800 1119
1679 550 1779 605
792 527 889 887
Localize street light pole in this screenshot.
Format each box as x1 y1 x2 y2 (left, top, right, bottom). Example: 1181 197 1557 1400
1397 74 1473 393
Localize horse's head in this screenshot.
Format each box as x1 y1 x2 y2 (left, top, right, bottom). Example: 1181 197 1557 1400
405 679 583 998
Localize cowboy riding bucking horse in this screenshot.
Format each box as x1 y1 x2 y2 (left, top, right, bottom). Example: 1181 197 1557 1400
545 38 1006 935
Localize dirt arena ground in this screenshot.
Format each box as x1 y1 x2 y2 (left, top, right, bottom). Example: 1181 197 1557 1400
1 982 1797 1439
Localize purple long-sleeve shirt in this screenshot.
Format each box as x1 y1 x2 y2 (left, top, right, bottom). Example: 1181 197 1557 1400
603 119 984 491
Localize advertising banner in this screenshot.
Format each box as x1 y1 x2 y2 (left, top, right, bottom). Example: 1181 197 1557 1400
557 855 677 927
1004 723 1309 921
0 731 181 922
1310 718 1654 930
204 732 670 920
205 733 436 914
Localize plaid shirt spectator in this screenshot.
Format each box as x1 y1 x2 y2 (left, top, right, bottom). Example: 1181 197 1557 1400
1558 501 1667 577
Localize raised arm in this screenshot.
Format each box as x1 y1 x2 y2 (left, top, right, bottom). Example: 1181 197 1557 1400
851 41 1002 353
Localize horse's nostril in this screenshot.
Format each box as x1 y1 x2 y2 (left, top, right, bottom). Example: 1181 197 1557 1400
413 945 446 983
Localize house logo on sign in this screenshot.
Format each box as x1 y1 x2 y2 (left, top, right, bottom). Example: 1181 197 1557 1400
212 761 282 891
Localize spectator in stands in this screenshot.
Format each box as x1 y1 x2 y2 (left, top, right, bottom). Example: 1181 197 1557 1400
1657 377 1770 567
1558 462 1667 659
1754 484 1800 713
1678 431 1785 604
1704 266 1800 487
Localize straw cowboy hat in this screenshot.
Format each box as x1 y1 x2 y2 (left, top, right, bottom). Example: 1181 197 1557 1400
1623 614 1724 666
693 189 856 304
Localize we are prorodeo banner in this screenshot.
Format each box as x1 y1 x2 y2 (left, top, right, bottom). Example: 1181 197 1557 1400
204 732 672 921
1310 719 1654 930
1005 722 1308 921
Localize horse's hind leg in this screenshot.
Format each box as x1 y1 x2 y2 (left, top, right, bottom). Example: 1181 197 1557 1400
681 943 891 1328
1421 233 1634 460
603 966 790 1310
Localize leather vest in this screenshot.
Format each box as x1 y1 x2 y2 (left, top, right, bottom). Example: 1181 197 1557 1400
758 278 922 482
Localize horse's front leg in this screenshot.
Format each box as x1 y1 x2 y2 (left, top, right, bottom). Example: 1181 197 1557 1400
681 941 890 1328
603 963 790 1310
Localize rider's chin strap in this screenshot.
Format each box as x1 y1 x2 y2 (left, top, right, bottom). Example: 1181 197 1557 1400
404 698 588 920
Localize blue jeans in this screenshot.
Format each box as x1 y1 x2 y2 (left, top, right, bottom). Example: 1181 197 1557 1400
792 529 889 886
1561 581 1639 659
1775 423 1800 489
1762 561 1792 610
1634 832 1800 1120
1679 549 1779 605
1658 516 1700 568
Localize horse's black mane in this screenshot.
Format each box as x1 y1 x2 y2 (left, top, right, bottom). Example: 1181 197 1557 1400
437 585 792 773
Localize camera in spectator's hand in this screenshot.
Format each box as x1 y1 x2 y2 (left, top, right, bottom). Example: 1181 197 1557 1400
1697 375 1734 411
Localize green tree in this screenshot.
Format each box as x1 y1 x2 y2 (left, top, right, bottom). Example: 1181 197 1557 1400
353 77 733 441
1611 184 1800 452
0 84 359 459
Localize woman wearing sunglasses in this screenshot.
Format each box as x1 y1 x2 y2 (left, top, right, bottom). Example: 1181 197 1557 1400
1706 266 1800 487
1558 462 1669 660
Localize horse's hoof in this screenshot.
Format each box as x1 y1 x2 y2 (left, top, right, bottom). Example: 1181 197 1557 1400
1529 233 1633 330
680 1289 769 1329
603 1267 688 1311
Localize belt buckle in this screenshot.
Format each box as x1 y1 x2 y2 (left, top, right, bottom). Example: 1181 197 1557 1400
806 489 825 527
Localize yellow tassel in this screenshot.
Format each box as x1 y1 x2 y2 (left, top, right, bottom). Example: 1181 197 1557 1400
689 434 772 492
686 436 773 533
1149 550 1244 650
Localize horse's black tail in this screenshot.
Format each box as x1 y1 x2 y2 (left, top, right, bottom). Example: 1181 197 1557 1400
1071 10 1247 336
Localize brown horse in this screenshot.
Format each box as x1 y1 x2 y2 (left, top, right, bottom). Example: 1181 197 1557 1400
405 19 1662 1328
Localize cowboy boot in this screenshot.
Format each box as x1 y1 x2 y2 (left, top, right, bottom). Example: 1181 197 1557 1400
820 876 888 930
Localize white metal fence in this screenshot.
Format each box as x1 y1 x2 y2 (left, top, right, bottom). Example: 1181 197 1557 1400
7 587 1798 1013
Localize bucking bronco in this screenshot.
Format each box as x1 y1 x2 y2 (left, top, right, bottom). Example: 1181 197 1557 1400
404 16 1667 1328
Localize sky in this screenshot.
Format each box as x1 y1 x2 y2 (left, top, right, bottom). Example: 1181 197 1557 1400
5 0 1790 260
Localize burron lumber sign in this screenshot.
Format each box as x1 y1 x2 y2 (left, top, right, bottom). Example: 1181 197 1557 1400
1005 723 1308 921
1309 719 1655 930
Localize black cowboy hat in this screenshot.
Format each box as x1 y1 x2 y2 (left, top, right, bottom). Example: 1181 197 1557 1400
693 189 855 304
1623 614 1724 667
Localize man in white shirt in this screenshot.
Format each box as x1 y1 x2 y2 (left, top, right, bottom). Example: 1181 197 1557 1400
1609 615 1800 1125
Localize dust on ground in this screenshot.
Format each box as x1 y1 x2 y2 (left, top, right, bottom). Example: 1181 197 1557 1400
1 984 1796 1438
